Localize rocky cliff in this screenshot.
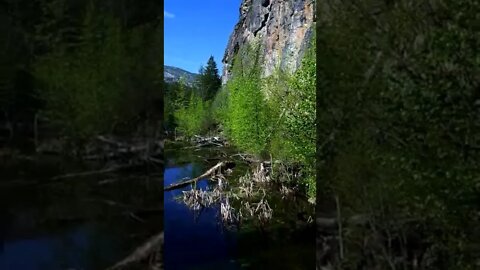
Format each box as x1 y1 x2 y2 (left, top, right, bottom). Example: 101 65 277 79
222 0 315 84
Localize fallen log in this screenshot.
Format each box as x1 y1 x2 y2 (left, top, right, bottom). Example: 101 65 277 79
191 135 226 147
164 161 228 191
96 135 127 148
230 153 282 164
198 141 224 147
51 164 137 181
106 231 163 270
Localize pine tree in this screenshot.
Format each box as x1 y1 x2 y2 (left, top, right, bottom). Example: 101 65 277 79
197 55 221 101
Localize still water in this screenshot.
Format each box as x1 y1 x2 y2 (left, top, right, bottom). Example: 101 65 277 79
0 156 162 270
164 146 315 270
1 145 315 270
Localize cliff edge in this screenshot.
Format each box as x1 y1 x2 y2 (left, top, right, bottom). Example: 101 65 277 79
222 0 315 84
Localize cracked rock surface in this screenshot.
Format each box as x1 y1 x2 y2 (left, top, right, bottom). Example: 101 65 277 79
222 0 315 84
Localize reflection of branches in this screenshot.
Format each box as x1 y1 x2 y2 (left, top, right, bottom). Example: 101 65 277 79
179 162 278 230
106 231 163 270
192 204 204 223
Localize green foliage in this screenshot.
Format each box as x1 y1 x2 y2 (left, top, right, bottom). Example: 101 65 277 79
174 92 212 138
33 8 128 140
260 67 292 159
286 40 316 198
283 38 316 166
164 33 317 200
256 39 316 197
224 41 271 155
211 85 229 126
166 57 221 136
164 78 189 131
32 2 163 142
212 38 317 198
318 0 480 268
197 56 222 101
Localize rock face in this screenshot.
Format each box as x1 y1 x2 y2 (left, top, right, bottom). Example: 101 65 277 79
222 0 316 84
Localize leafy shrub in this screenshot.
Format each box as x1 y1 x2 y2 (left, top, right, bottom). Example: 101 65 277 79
174 92 212 138
34 12 128 141
283 37 316 166
317 0 480 268
224 41 271 155
211 85 229 128
213 37 316 199
33 4 163 143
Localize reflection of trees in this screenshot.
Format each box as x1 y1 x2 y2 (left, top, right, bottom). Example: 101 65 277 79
190 163 203 179
1 172 162 269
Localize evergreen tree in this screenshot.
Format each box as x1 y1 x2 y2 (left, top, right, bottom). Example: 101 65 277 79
197 55 221 101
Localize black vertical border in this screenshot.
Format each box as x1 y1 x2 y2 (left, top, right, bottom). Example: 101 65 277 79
159 0 165 265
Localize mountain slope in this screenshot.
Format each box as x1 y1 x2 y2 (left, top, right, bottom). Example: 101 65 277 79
164 65 198 86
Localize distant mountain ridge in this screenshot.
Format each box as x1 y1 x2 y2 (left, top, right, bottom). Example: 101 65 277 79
164 65 198 86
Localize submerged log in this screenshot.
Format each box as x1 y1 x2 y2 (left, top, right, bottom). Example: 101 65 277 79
164 161 234 191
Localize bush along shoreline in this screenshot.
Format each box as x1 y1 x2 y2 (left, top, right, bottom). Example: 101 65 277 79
166 36 316 203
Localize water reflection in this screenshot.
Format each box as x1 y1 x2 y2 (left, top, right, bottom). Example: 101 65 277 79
164 148 315 270
0 161 162 270
164 163 240 270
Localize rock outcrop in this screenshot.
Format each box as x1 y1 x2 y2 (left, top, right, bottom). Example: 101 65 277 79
222 0 316 84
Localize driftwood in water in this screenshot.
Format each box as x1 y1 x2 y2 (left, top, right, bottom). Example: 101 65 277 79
230 153 282 165
183 135 227 148
106 231 163 270
164 161 234 191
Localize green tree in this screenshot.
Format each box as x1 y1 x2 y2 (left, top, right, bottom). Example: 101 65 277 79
197 56 221 101
224 42 271 155
164 77 191 131
33 4 129 142
174 91 211 137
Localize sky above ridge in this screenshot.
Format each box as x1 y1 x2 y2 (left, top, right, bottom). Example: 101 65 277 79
164 0 241 74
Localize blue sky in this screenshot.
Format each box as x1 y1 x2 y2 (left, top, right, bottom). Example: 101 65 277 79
164 0 241 74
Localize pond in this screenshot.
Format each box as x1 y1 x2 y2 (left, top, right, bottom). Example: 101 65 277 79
0 155 163 270
164 144 315 270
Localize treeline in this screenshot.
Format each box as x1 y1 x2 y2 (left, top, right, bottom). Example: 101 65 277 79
318 0 480 268
167 38 316 199
0 0 162 150
164 56 221 137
